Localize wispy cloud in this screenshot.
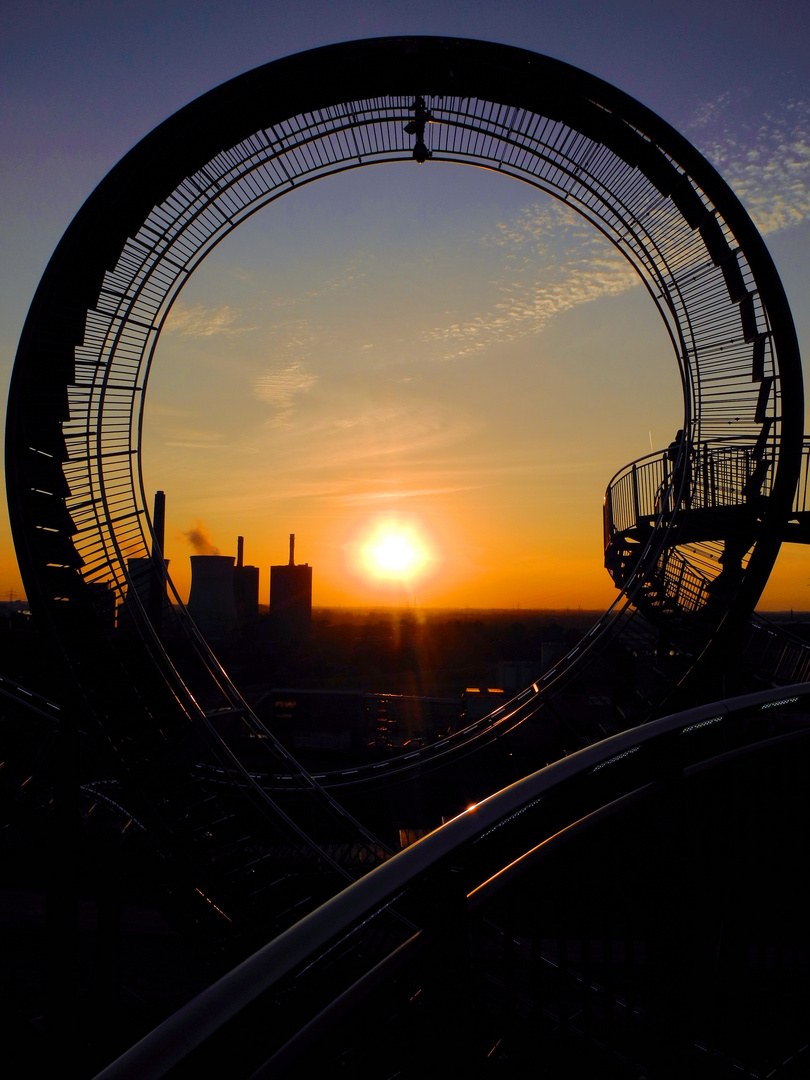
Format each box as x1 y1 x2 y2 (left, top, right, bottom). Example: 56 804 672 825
188 447 609 519
253 360 318 424
146 402 191 419
165 301 255 337
421 91 810 363
257 255 372 313
335 485 475 506
689 93 810 235
316 403 480 466
319 257 369 294
425 203 638 359
163 426 226 450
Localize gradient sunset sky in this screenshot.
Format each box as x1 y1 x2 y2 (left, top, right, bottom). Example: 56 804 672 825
2 1 809 609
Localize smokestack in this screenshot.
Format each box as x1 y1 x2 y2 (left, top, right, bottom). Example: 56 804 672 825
152 491 165 559
149 490 167 635
271 533 312 638
234 540 259 628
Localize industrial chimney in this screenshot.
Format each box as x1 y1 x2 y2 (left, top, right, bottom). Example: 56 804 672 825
120 490 169 634
233 536 259 627
270 532 312 637
148 489 167 632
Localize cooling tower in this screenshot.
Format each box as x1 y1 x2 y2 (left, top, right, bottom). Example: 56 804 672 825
187 555 237 638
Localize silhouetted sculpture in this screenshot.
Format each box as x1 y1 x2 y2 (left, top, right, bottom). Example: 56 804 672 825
404 96 433 162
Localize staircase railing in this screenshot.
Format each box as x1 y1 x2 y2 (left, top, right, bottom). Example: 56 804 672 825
606 437 810 544
603 439 779 624
603 439 784 549
605 437 810 632
653 547 712 615
603 451 668 543
744 616 810 684
791 436 810 517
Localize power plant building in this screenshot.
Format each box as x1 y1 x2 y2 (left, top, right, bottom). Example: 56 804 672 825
119 492 169 634
270 534 312 637
233 535 260 626
186 536 260 638
187 555 238 638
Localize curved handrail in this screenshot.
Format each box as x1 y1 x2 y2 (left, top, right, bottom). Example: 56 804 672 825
605 439 771 542
603 437 789 622
0 673 61 725
610 437 810 527
91 681 810 1080
745 613 810 685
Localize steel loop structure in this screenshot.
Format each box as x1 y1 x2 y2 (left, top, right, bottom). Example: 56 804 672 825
5 38 805 932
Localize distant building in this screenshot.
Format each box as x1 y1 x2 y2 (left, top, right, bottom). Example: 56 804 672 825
119 555 169 634
87 579 117 633
249 688 461 754
233 535 259 627
462 687 506 722
118 491 169 635
540 640 568 674
187 555 237 638
124 557 154 610
497 660 540 694
185 536 261 639
270 533 312 637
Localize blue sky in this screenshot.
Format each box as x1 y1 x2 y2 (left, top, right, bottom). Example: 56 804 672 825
2 1 809 607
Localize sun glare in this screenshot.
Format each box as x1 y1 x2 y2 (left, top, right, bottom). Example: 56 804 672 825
351 518 433 585
371 534 417 573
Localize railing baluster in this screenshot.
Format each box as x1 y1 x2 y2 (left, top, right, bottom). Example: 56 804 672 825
602 438 786 618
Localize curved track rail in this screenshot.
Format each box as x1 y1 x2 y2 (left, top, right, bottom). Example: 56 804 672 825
92 683 810 1080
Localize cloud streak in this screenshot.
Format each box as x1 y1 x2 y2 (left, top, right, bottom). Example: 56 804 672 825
690 93 810 235
424 203 639 360
160 425 226 450
165 301 255 337
253 360 318 424
422 91 810 363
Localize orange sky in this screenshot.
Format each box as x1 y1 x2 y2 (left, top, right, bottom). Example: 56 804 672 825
1 163 809 613
134 167 807 613
136 169 676 610
2 12 810 616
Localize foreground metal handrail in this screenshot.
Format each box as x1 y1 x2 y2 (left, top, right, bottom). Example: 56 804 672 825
0 673 61 725
92 681 810 1080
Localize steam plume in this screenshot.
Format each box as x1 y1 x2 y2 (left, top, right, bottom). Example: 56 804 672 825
183 522 219 555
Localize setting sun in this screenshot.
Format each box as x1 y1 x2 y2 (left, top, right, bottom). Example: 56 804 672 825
340 516 437 593
370 534 418 574
363 523 430 581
